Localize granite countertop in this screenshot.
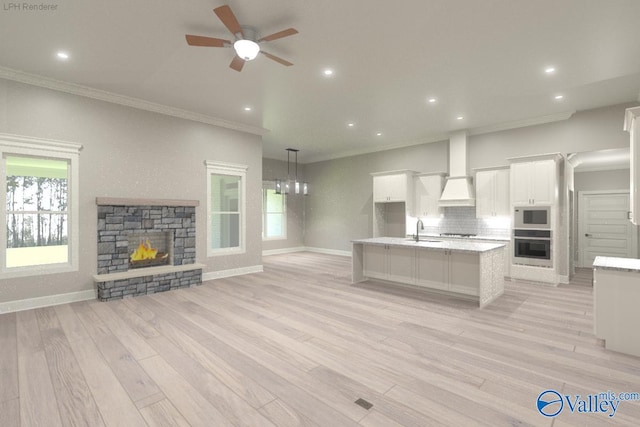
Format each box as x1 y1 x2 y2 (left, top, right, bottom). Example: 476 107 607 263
352 237 506 253
593 256 640 273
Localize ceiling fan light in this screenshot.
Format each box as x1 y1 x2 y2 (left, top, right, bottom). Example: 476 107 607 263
234 39 260 61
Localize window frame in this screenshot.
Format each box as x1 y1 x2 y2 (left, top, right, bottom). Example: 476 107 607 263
0 133 81 279
205 160 247 257
262 182 287 241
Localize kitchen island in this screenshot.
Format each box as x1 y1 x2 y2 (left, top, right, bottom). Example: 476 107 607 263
352 237 505 308
593 256 640 357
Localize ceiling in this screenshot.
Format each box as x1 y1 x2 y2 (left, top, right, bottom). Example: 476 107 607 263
1 0 640 163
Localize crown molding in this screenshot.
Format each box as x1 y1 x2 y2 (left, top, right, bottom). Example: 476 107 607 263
468 111 576 136
0 66 267 136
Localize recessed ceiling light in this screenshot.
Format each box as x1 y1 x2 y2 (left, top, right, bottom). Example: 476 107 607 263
428 97 437 104
56 51 69 60
244 106 252 111
545 66 556 74
554 94 564 100
347 122 355 127
323 69 334 76
376 132 382 136
456 116 464 120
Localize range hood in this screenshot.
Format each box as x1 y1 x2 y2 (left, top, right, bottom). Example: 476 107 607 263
439 130 476 207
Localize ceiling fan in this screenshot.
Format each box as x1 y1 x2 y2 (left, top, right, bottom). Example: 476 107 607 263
185 4 298 72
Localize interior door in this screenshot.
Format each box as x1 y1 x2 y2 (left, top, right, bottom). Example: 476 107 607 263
578 192 637 267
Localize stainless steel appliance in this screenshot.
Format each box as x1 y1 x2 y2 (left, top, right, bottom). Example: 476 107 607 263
513 229 552 267
513 206 551 229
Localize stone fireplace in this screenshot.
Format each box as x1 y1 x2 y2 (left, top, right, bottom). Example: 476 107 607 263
94 198 204 301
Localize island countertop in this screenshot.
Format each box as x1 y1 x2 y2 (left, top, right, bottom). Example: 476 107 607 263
593 256 640 273
352 237 505 253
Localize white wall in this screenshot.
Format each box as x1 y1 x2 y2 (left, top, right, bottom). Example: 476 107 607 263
574 169 630 192
304 141 448 251
0 79 263 305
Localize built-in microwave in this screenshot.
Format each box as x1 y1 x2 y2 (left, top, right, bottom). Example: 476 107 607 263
513 206 551 229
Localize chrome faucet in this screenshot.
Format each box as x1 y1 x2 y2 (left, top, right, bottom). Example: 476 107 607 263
416 219 424 242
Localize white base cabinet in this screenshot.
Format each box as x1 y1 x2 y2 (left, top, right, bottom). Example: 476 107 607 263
354 239 505 308
594 266 640 357
363 244 415 285
415 249 448 290
416 249 479 296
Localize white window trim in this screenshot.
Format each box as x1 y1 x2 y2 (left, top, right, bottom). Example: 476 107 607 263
262 181 287 241
205 160 247 257
0 133 82 279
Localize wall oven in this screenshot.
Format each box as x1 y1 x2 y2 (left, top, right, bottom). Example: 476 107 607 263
514 206 551 229
513 229 552 267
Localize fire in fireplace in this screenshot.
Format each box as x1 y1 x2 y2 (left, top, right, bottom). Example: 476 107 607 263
128 233 171 269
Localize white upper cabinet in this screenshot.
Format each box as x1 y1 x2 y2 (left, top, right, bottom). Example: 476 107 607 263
624 106 640 225
413 173 445 218
475 168 509 218
509 156 559 206
372 171 413 203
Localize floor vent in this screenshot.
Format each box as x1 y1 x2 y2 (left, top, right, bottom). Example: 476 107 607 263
355 398 373 410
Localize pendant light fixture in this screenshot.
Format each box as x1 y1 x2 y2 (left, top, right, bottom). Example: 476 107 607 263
275 148 308 196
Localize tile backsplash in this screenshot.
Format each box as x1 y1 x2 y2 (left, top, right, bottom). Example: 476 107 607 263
409 207 511 238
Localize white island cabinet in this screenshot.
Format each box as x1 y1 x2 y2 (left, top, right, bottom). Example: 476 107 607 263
353 237 505 308
593 256 640 357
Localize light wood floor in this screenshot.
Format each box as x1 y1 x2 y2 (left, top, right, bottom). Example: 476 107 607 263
1 253 640 426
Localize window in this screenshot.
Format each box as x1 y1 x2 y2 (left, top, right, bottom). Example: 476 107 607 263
262 184 286 240
0 134 81 278
206 161 247 256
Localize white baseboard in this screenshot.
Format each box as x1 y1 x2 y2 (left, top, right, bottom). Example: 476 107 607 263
262 247 306 256
304 247 352 257
262 246 352 258
202 265 263 282
0 288 97 314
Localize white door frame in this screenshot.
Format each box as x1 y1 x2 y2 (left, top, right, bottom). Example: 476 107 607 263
577 190 638 267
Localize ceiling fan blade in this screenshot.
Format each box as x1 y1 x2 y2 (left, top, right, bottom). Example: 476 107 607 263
229 55 245 72
258 28 298 42
214 5 244 37
261 51 293 66
185 35 230 47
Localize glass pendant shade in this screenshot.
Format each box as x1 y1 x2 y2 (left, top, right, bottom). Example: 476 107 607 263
275 148 309 197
